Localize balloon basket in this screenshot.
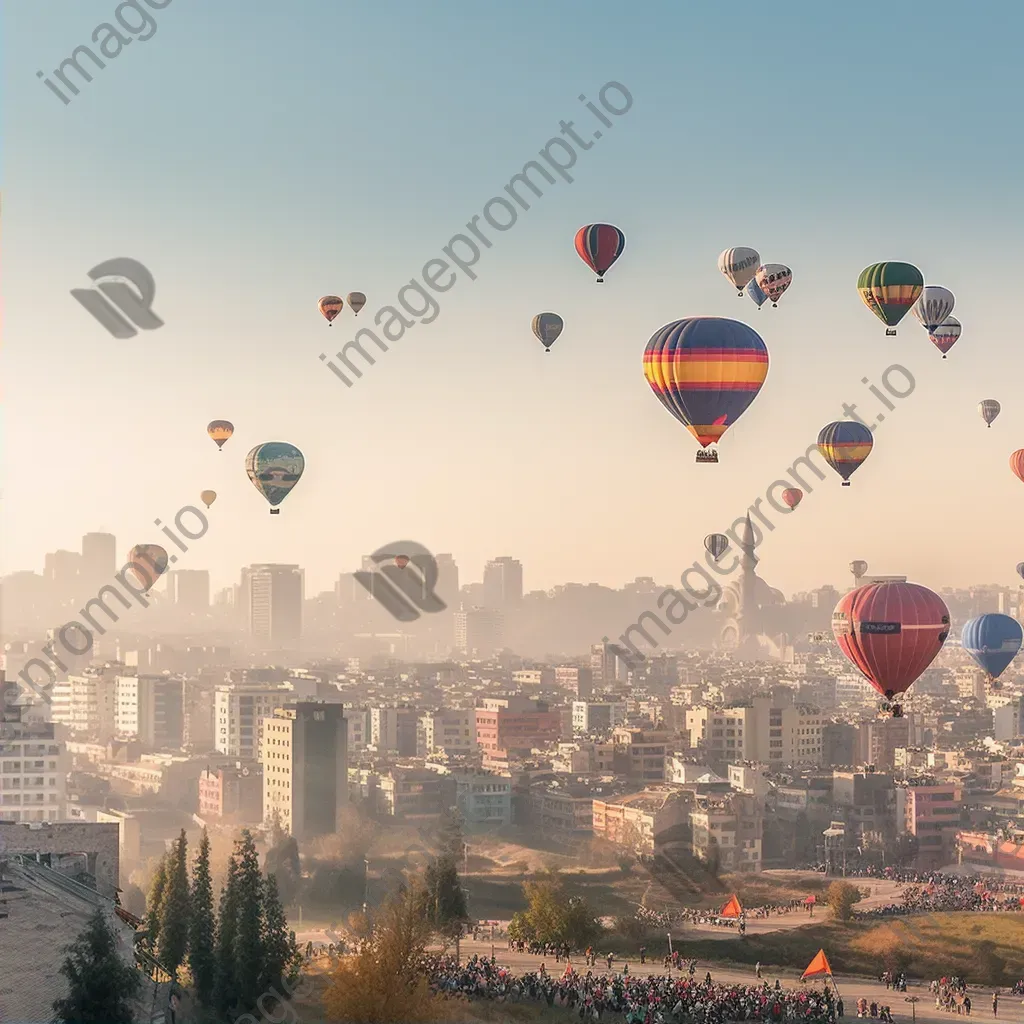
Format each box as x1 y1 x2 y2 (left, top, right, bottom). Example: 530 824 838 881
270 509 280 515
596 278 604 284
841 481 851 487
885 329 897 337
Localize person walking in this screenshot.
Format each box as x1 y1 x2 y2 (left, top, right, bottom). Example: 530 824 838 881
992 993 999 1017
639 945 646 965
756 962 763 979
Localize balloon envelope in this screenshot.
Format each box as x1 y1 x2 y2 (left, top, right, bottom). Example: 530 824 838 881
832 581 950 698
817 421 874 483
705 534 730 560
532 313 564 349
126 544 169 592
850 560 869 577
928 316 961 356
754 264 792 306
979 400 1000 426
962 614 1023 680
346 292 366 315
1016 562 1024 580
1011 449 1024 484
575 224 625 281
782 488 803 509
200 490 217 508
207 420 234 449
746 278 769 307
857 262 924 327
718 247 760 292
643 317 769 449
318 295 344 323
246 442 305 509
911 286 955 332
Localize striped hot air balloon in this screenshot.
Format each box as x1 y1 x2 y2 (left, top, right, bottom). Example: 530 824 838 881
575 224 625 283
832 581 950 706
643 317 769 460
782 488 803 509
318 295 344 324
911 286 955 333
857 262 924 333
754 264 793 308
928 316 961 358
207 420 234 450
1010 449 1024 484
705 534 730 560
718 247 761 295
817 421 873 486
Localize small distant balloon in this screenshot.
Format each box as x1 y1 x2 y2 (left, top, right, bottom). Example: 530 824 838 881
850 560 869 578
346 292 366 316
1016 562 1024 581
754 264 793 307
126 544 169 593
817 421 873 486
928 316 961 359
979 400 1000 427
532 313 564 352
395 555 410 569
718 247 761 295
782 488 803 509
319 295 344 325
575 224 625 283
200 490 217 509
207 420 234 450
705 534 730 560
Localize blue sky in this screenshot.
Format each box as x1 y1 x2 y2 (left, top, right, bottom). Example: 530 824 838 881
4 0 1024 596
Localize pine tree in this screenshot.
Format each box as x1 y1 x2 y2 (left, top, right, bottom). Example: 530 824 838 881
146 855 168 952
52 908 142 1024
214 852 240 1016
159 829 191 978
188 827 217 1007
234 830 265 1009
261 872 301 992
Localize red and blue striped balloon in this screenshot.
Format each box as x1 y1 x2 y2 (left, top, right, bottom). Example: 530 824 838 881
817 421 873 486
575 224 625 282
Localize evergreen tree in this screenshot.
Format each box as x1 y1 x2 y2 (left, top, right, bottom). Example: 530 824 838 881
261 872 301 992
424 853 467 935
159 829 191 978
234 830 265 1009
52 908 142 1024
214 852 240 1016
146 855 168 952
188 827 217 1007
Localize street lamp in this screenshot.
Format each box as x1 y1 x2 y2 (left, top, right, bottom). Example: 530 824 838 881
905 996 919 1023
363 856 370 916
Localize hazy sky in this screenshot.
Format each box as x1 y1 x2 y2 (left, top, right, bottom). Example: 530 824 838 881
5 0 1024 599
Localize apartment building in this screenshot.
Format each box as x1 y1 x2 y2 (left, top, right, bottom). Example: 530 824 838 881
572 700 627 735
591 786 693 855
418 709 476 756
0 700 68 822
215 683 291 760
897 780 963 869
611 727 670 782
114 674 184 749
689 792 763 873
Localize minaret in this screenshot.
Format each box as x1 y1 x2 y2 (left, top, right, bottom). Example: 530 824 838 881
735 515 761 658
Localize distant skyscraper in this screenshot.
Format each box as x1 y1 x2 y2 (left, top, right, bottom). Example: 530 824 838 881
81 533 116 585
44 549 82 604
455 607 504 657
482 556 523 607
246 564 303 646
168 569 210 614
434 553 459 608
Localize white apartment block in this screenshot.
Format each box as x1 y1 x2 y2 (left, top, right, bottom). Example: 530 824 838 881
215 683 290 760
114 675 184 748
64 668 118 737
0 704 69 823
418 709 476 755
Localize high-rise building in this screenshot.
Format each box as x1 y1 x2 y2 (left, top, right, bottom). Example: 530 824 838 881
44 549 82 605
115 674 184 748
167 570 210 614
81 533 116 587
65 666 119 737
215 683 291 759
454 607 504 657
370 705 418 755
245 564 303 646
261 702 348 840
590 642 631 690
482 557 523 607
434 553 460 608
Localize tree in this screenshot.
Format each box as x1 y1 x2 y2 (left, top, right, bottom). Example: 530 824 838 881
826 880 863 922
52 908 141 1024
214 852 240 1016
322 885 443 1024
234 830 265 1008
146 854 168 951
159 830 190 978
265 820 302 905
892 832 920 867
517 871 601 948
437 808 465 863
261 872 301 993
423 854 468 936
189 828 217 1007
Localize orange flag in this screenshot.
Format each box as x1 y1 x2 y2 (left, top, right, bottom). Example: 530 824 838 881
720 895 743 919
801 949 834 980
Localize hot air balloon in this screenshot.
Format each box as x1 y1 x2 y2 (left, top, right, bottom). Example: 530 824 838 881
746 278 769 308
643 317 769 463
1016 562 1024 581
754 264 792 308
817 422 873 486
928 316 961 359
532 313 564 352
782 488 803 509
850 560 868 579
832 580 950 713
857 262 924 334
575 224 625 283
207 420 234 451
245 442 305 515
318 295 344 325
911 286 955 332
126 544 169 592
346 292 366 316
718 247 761 295
1011 449 1024 484
705 534 730 560
979 400 1000 427
395 555 410 569
962 614 1023 687
200 490 217 509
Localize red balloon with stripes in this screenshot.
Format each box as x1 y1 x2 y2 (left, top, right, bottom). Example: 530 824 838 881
574 223 625 282
831 581 949 699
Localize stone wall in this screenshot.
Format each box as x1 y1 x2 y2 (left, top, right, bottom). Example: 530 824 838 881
0 821 120 896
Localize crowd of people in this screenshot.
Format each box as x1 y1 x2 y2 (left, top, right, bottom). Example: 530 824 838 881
634 900 806 931
930 977 973 1015
857 873 1024 920
424 954 841 1023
